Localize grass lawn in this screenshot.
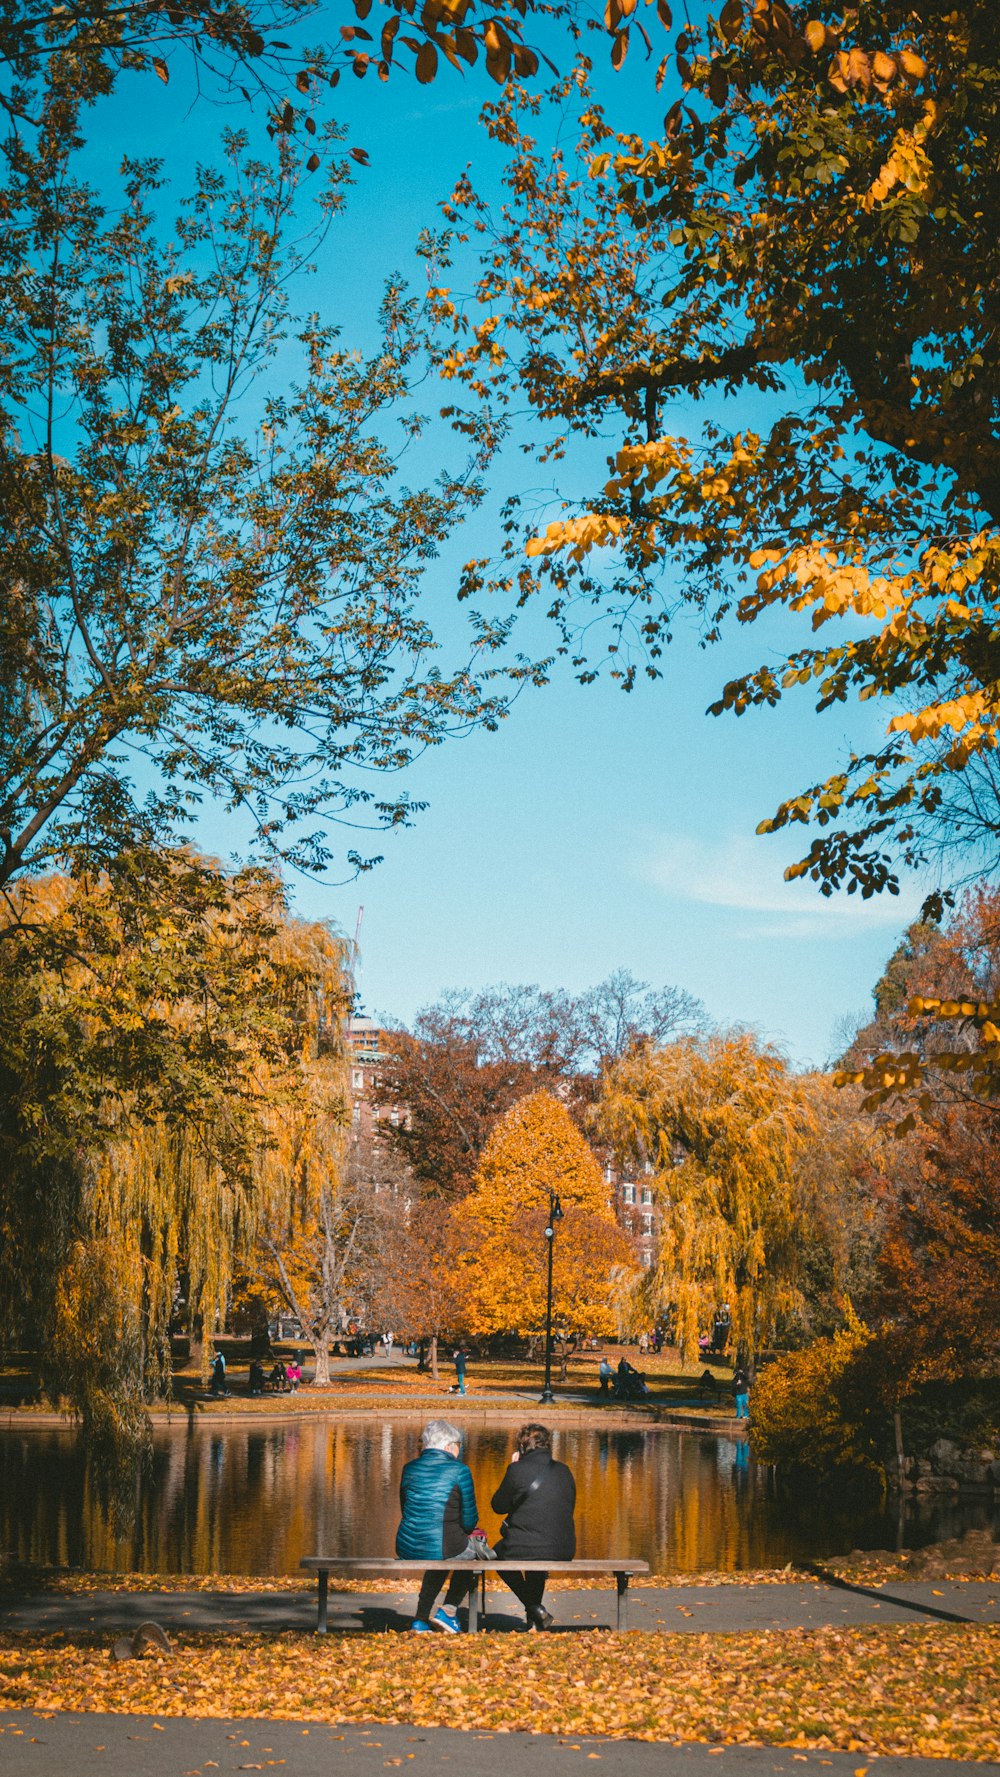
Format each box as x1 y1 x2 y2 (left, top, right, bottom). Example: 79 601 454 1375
2 1346 737 1419
158 1346 736 1419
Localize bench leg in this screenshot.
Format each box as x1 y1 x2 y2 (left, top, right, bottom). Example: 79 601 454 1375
468 1573 479 1634
615 1572 629 1632
317 1570 329 1634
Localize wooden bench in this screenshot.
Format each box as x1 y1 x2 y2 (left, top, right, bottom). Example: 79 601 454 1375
300 1557 650 1633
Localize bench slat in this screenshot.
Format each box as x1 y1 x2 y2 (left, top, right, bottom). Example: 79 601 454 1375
301 1558 648 1573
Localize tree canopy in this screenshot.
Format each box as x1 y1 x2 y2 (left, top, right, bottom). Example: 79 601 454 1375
598 1032 877 1359
432 0 1000 909
0 855 350 1433
836 891 1000 1376
455 1088 635 1334
0 94 518 890
375 971 703 1195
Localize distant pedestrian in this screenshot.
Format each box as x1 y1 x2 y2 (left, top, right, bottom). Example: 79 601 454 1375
598 1357 615 1396
210 1350 228 1397
286 1356 302 1392
453 1346 467 1396
248 1359 265 1397
734 1366 750 1419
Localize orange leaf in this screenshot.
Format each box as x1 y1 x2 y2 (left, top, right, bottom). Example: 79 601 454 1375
415 39 438 81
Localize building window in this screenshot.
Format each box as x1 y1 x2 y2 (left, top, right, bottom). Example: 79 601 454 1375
351 1104 360 1124
352 1068 364 1091
641 1187 653 1206
641 1250 653 1269
642 1214 654 1235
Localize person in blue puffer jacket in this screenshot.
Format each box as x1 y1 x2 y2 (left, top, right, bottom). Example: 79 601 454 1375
397 1420 479 1632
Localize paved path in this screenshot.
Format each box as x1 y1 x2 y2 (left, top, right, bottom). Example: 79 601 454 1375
0 1712 992 1777
3 1579 998 1637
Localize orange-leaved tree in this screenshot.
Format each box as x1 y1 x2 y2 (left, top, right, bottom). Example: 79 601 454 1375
430 6 1000 991
454 1090 637 1343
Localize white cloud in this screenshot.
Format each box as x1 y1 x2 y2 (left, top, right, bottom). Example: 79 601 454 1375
638 832 923 939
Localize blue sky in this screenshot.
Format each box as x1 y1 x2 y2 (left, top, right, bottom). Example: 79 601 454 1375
93 34 928 1067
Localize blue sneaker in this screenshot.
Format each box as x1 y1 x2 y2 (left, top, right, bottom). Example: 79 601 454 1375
410 1619 434 1632
432 1607 461 1633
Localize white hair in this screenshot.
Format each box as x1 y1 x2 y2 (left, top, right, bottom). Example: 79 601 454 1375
421 1419 462 1451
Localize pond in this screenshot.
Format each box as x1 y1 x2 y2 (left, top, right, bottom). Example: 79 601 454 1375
4 1418 999 1576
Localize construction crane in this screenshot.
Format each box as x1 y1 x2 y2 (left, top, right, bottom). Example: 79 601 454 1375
349 905 364 1015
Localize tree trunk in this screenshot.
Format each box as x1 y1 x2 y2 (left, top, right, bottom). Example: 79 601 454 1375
430 1332 439 1382
313 1338 332 1387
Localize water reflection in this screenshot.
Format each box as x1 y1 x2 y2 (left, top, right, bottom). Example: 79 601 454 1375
3 1419 999 1577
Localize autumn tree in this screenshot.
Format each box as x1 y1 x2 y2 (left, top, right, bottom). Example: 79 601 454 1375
253 1164 408 1385
433 3 1000 913
454 1089 637 1342
385 1197 467 1380
836 892 1000 1375
0 0 566 139
0 60 519 896
873 1106 1000 1380
375 972 703 1195
0 855 349 1432
598 1033 878 1361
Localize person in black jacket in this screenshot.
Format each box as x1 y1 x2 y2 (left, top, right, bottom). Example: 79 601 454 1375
491 1422 575 1631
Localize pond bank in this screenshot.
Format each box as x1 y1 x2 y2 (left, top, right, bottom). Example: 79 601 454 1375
1 1400 742 1435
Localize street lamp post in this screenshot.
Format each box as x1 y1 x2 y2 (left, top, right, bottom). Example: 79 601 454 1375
540 1190 563 1404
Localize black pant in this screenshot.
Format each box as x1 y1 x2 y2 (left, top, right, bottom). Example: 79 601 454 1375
498 1570 546 1613
415 1569 474 1623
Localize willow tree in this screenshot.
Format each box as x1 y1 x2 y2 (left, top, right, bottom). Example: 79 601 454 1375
252 1098 414 1384
454 1089 636 1343
598 1033 854 1361
0 856 349 1432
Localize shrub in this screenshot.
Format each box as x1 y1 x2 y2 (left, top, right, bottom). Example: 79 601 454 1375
750 1317 890 1476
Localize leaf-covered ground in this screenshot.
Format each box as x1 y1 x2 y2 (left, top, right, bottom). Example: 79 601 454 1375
1 1625 997 1760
